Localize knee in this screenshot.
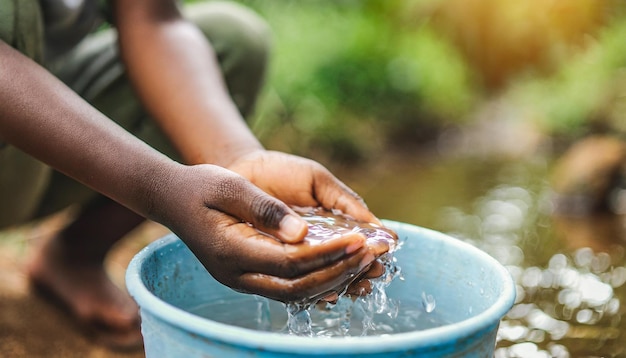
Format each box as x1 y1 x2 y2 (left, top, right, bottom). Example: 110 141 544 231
184 1 272 75
0 0 44 63
0 146 51 228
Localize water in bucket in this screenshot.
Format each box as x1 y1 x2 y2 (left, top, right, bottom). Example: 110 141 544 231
186 229 452 338
127 220 516 357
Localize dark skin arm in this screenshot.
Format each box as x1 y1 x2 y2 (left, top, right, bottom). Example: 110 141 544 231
0 0 395 304
110 0 380 224
0 40 385 302
113 0 259 168
111 0 392 298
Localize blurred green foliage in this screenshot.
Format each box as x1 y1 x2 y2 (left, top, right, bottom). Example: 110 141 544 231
186 0 626 161
234 0 475 162
506 15 626 139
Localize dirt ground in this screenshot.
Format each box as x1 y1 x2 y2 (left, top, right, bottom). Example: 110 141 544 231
0 211 170 358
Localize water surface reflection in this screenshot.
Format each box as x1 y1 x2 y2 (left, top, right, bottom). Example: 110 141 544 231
343 154 626 357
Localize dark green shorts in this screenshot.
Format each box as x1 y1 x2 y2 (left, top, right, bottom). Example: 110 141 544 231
0 0 271 228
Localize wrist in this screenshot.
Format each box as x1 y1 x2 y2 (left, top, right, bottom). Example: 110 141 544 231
212 143 265 168
223 148 269 179
135 160 187 225
166 102 265 167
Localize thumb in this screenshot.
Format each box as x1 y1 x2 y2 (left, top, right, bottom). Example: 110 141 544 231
203 168 308 243
246 194 309 244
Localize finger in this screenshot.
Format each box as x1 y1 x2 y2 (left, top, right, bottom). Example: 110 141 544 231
310 254 376 302
321 292 339 303
319 266 377 300
345 279 372 297
362 260 384 279
235 231 367 278
238 248 376 303
311 166 382 225
367 237 391 257
199 167 308 243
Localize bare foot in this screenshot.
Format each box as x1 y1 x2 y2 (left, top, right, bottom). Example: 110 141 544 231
27 233 143 351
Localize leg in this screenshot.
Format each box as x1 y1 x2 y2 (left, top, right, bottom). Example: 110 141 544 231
27 197 145 349
184 1 272 117
0 0 47 229
0 0 144 350
0 146 51 228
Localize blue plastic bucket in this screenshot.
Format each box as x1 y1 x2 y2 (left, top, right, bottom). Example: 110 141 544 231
126 221 516 357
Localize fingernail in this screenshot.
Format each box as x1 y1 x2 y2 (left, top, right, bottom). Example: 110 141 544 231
345 239 364 254
280 215 307 241
359 253 375 271
371 216 383 226
368 239 390 256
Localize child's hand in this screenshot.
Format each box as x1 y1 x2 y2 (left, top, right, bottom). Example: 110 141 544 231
150 163 376 303
227 152 398 301
293 206 398 302
226 150 382 226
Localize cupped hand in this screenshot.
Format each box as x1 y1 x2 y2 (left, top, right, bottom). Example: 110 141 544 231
226 150 397 299
226 150 382 228
150 163 384 303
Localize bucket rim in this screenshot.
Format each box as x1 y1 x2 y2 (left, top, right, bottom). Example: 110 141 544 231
126 221 516 354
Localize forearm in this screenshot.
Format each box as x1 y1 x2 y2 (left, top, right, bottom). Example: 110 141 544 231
0 41 178 219
113 0 263 167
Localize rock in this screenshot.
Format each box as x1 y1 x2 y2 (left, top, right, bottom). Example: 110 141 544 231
551 135 626 215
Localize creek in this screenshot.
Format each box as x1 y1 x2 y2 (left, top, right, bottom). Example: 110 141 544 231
335 149 626 357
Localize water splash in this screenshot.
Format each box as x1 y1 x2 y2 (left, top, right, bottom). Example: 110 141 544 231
285 302 313 336
422 292 436 313
279 239 448 337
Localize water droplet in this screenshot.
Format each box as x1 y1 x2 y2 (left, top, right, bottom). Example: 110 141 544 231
422 292 436 313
